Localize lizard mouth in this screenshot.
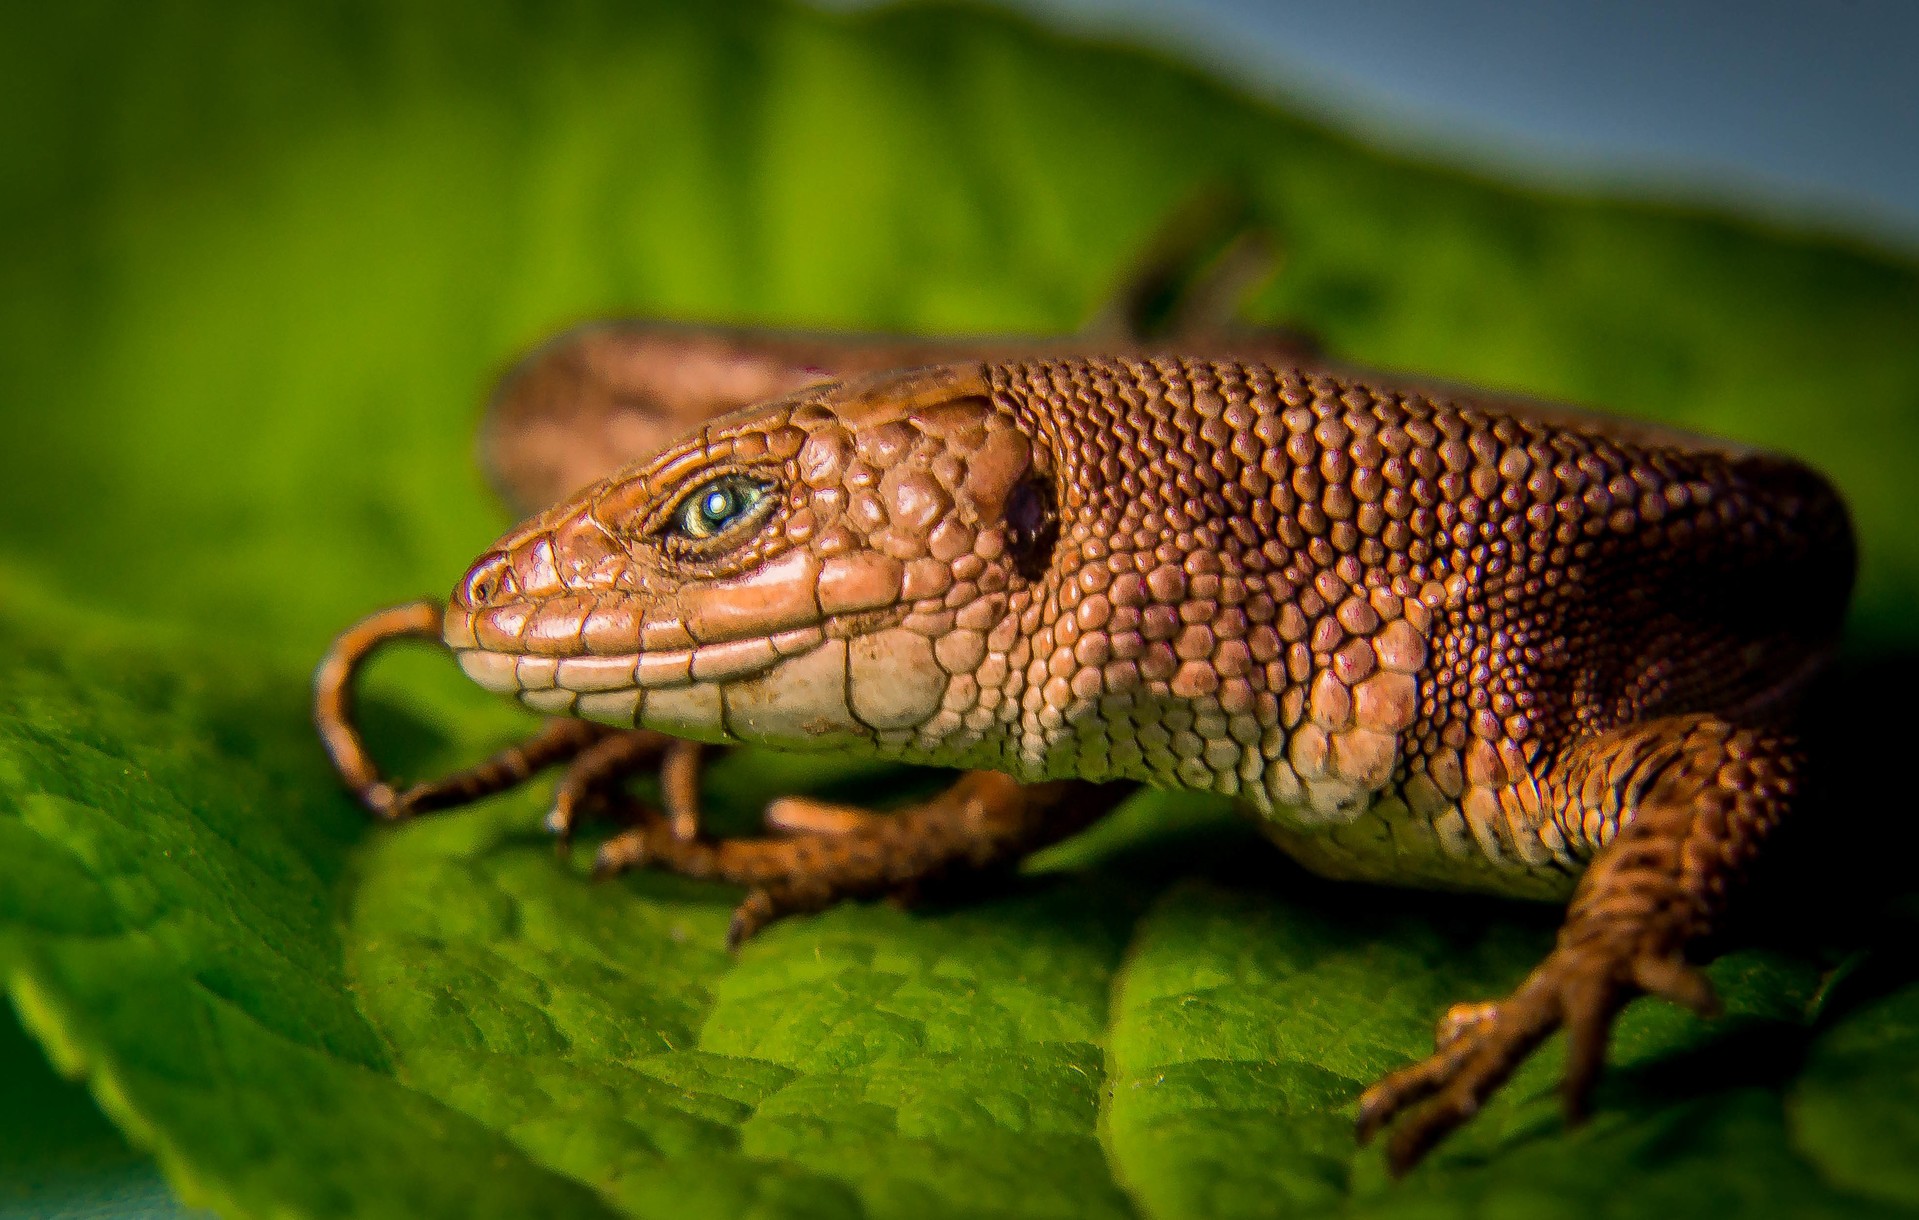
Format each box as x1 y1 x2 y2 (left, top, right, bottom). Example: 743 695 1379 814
440 506 943 742
448 616 823 720
441 590 950 751
442 587 897 750
441 585 830 727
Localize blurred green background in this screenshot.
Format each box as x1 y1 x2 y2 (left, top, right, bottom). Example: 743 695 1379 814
3 3 1917 1218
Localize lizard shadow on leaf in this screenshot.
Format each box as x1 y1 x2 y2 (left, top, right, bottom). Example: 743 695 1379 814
1598 1017 1811 1114
344 694 459 788
1740 648 1919 1028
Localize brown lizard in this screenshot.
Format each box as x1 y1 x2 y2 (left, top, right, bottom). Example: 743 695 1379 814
315 244 1852 1175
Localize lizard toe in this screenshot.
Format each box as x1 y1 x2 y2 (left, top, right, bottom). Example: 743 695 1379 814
1434 999 1501 1049
592 827 655 879
1629 951 1720 1017
1355 1036 1475 1147
728 888 779 950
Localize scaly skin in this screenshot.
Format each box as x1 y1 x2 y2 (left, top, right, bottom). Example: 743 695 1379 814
435 354 1852 1170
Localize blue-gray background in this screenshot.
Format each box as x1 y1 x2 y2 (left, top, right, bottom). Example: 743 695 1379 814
836 0 1919 248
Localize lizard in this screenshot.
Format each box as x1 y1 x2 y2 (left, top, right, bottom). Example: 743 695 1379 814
313 218 1853 1172
425 356 1852 1172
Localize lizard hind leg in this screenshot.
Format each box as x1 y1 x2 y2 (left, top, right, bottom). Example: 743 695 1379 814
591 771 1132 949
1355 715 1797 1174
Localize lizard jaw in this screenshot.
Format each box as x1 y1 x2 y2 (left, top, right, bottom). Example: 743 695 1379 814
446 627 952 752
446 606 956 753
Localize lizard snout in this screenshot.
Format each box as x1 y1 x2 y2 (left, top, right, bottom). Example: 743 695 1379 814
452 508 625 618
443 527 579 659
453 551 518 611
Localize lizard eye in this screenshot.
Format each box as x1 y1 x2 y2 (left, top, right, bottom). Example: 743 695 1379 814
668 473 773 542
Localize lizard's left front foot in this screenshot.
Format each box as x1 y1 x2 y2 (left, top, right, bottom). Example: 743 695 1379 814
314 599 717 838
1355 928 1718 1173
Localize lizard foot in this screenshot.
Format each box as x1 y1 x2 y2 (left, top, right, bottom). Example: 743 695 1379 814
1357 716 1793 1171
589 771 1126 950
1355 930 1719 1175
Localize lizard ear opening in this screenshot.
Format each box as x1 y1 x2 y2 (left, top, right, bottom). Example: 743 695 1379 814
1004 471 1058 581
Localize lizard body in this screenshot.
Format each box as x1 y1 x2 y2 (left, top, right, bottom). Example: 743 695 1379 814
422 351 1850 1169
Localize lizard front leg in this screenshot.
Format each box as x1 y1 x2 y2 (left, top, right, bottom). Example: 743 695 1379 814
318 600 1131 943
1356 715 1797 1173
592 772 1132 947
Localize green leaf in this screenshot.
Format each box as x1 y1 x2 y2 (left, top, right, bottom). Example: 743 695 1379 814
3 2 1918 1218
1790 967 1919 1209
0 605 620 1219
0 988 177 1215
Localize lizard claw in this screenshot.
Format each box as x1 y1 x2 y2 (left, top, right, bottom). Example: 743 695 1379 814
727 889 778 951
1356 936 1719 1175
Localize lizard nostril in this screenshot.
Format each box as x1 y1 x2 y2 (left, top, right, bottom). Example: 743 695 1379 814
461 554 516 607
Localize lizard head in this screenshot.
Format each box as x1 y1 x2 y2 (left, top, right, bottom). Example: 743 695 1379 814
443 363 1055 765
